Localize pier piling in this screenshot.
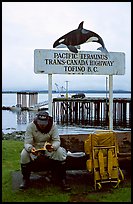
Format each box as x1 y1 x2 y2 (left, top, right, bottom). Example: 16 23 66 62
52 98 131 129
16 92 38 108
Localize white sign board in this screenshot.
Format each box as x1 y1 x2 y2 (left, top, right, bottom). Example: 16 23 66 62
34 49 125 75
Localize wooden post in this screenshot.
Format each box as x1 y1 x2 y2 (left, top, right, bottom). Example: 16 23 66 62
17 92 21 107
65 80 69 99
22 93 27 107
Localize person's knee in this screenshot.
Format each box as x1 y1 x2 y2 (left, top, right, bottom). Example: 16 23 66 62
56 147 67 161
20 149 31 164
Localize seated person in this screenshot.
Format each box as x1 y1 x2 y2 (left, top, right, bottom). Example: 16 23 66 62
19 110 71 191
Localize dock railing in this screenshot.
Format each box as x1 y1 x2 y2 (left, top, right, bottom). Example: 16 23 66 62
52 97 131 129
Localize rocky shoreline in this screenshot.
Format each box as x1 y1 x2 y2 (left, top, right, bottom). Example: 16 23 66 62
2 131 26 141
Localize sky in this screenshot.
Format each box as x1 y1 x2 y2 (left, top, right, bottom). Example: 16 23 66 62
2 2 131 92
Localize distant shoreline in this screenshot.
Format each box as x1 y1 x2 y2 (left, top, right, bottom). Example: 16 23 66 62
2 90 131 94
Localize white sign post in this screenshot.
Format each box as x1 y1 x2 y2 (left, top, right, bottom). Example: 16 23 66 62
48 74 52 116
109 75 113 130
34 49 125 129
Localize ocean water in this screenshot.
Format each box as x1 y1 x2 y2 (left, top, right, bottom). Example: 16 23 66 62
2 92 131 134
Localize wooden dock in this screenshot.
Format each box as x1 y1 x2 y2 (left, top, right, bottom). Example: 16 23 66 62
52 97 131 129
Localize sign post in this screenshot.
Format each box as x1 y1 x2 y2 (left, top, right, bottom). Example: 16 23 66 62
109 75 113 130
34 49 125 130
48 74 52 116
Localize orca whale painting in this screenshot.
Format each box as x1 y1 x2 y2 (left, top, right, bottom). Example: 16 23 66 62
53 21 108 53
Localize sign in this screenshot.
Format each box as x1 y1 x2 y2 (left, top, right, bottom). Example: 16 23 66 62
34 49 125 75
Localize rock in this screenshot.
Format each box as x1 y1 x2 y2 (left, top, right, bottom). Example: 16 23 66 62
2 131 25 141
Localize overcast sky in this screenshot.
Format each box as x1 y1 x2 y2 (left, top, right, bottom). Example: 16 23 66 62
2 2 131 92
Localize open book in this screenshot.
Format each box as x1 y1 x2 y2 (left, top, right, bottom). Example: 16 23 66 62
31 142 52 154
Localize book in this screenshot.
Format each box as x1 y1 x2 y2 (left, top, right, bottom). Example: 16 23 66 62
31 142 53 154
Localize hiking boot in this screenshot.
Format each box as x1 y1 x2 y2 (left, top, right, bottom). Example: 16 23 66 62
61 179 71 192
19 178 30 190
19 163 31 190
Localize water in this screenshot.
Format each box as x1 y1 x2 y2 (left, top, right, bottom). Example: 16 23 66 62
2 92 131 134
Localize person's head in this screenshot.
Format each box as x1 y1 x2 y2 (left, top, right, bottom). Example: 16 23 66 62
33 110 53 133
35 111 49 129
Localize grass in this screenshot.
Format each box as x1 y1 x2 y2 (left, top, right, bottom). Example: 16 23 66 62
2 139 131 202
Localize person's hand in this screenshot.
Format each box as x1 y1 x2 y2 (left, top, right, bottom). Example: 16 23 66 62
31 147 37 155
46 144 54 152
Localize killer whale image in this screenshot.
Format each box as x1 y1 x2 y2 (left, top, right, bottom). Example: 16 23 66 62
53 21 108 53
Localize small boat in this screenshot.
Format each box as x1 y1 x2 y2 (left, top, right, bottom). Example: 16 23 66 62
10 106 21 112
28 107 38 111
71 93 85 99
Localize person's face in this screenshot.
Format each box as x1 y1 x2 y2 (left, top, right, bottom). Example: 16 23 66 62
37 123 47 130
